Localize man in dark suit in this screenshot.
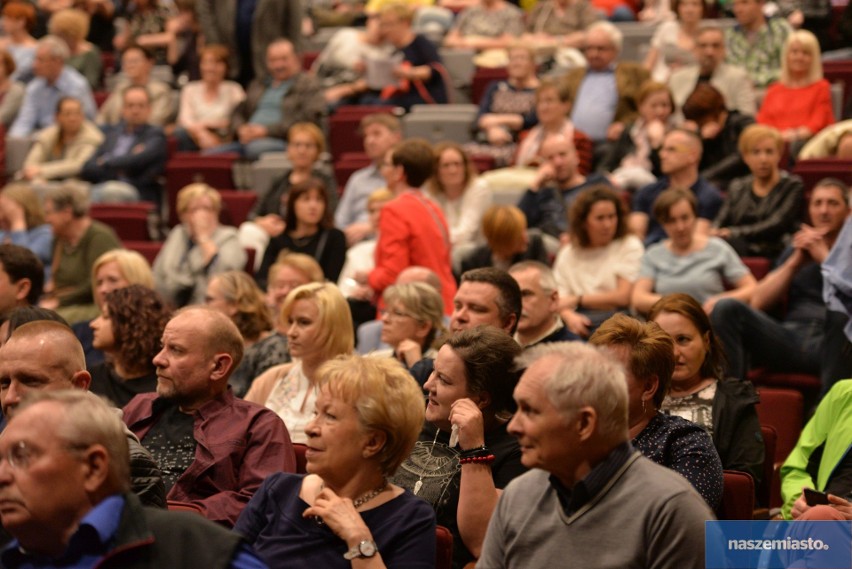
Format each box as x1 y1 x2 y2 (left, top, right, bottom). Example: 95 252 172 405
81 85 167 204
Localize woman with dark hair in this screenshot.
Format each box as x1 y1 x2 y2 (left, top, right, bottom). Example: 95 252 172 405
205 270 288 397
391 326 525 568
682 83 754 189
553 185 643 338
712 124 804 259
257 177 347 286
88 284 171 407
590 313 724 508
650 293 764 487
631 188 756 315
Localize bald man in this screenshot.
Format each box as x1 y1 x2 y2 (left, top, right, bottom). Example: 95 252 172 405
122 307 296 527
629 128 722 246
0 320 166 507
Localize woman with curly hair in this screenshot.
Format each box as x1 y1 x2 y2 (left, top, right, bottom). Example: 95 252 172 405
88 284 171 407
205 270 289 397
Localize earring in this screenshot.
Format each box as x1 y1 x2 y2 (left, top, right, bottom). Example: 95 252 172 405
641 398 647 415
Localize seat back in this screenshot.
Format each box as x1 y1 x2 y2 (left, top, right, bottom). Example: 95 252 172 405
293 443 308 474
755 388 804 464
122 240 163 266
165 154 239 226
435 525 453 569
716 470 755 520
757 425 778 509
218 190 258 227
742 256 772 281
91 209 152 241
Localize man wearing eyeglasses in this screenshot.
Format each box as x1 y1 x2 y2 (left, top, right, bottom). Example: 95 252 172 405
0 390 267 568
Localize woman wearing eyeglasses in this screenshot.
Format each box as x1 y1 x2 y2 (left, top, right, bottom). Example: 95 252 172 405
370 283 447 369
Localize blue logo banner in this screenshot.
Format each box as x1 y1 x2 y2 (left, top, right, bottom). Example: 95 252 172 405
706 521 852 568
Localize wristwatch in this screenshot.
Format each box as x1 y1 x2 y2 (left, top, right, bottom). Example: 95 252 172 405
343 539 378 560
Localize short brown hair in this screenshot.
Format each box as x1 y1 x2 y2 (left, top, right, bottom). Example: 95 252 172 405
652 187 697 224
200 44 230 73
426 142 477 197
359 113 401 135
569 185 628 248
682 83 726 124
390 138 434 187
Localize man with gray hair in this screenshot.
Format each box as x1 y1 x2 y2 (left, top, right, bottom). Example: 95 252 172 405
508 261 575 348
0 390 268 567
477 342 712 569
8 35 96 137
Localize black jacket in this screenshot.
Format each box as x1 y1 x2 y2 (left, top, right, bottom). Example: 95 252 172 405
712 378 765 487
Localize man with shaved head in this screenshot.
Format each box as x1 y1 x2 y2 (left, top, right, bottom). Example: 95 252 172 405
0 320 165 506
629 128 722 246
122 306 296 527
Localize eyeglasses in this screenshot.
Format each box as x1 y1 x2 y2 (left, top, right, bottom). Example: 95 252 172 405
381 308 415 320
0 440 89 471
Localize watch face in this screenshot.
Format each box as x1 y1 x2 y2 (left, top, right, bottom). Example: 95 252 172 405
359 540 377 557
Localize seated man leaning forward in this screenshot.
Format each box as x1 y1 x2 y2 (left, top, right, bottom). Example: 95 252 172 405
123 306 296 527
477 341 713 569
0 390 267 568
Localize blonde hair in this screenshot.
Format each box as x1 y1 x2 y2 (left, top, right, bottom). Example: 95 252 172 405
780 29 822 85
2 183 45 228
482 205 527 258
316 355 425 476
91 249 155 292
211 271 273 342
379 2 414 23
367 188 394 207
269 252 324 285
48 8 90 43
382 282 447 349
176 183 222 216
281 283 354 358
737 123 784 156
288 122 326 155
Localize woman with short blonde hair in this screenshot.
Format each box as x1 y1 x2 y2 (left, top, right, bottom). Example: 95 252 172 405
48 8 101 89
374 282 447 367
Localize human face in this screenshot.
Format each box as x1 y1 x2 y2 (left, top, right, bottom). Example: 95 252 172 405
541 137 578 183
808 185 849 235
93 261 129 308
677 0 703 24
204 277 237 318
363 123 400 162
286 298 324 362
583 29 617 71
56 100 83 134
42 199 72 239
368 198 391 230
152 312 217 408
732 0 763 28
507 48 535 81
743 137 779 181
659 132 699 176
267 265 310 310
652 311 708 388
120 48 151 83
661 199 697 249
287 131 320 169
0 336 77 418
437 148 466 190
535 87 570 128
639 90 672 124
378 13 407 47
508 357 576 476
32 46 61 81
0 263 25 316
380 300 426 348
266 42 300 82
0 402 94 556
199 52 227 84
584 199 619 248
450 282 505 334
293 189 325 227
304 387 372 482
511 267 557 339
423 345 470 430
379 150 402 187
696 30 725 74
786 41 813 80
89 306 116 352
121 90 151 128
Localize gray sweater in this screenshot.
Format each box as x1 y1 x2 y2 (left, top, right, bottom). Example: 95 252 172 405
477 452 713 569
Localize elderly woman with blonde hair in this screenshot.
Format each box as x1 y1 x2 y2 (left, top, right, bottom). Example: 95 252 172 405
153 183 246 307
205 270 289 397
371 282 447 368
246 282 354 443
236 354 437 568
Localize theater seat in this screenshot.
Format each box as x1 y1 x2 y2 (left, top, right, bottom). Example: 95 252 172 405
436 525 453 569
716 470 755 520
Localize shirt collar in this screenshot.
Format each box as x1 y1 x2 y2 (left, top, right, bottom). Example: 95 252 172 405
514 317 564 348
548 441 634 516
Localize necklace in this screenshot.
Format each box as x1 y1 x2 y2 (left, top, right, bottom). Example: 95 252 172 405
353 480 389 509
414 429 441 495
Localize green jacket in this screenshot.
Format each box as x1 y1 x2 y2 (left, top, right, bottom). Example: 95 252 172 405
780 379 852 519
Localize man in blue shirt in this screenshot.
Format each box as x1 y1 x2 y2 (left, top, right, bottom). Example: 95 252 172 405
0 390 267 569
629 128 722 246
8 35 96 138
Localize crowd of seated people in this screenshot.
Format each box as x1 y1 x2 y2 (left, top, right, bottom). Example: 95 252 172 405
0 0 851 565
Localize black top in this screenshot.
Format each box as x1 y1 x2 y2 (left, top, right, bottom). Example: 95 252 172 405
89 363 158 409
826 449 852 500
258 227 347 286
141 404 197 493
459 229 549 277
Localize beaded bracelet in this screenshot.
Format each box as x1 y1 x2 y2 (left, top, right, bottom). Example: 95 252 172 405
459 454 496 465
459 445 490 459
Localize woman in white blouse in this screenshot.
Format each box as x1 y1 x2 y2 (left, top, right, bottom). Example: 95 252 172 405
554 185 644 338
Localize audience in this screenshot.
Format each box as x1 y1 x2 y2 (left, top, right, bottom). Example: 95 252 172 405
515 80 587 169
589 313 724 509
725 0 791 89
372 282 446 367
0 2 37 82
711 124 804 259
205 270 288 398
88 284 170 407
48 8 101 90
97 44 174 127
460 205 549 274
643 0 701 82
524 0 599 48
236 355 436 568
443 0 523 50
650 293 765 488
756 29 835 150
0 184 52 273
478 341 711 568
112 0 172 63
246 282 354 443
509 261 575 348
123 306 296 527
81 85 168 203
393 327 524 568
632 188 756 315
19 96 103 184
554 185 643 337
0 48 24 128
173 44 246 151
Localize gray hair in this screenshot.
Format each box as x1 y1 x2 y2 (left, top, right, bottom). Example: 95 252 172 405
517 342 629 442
46 181 90 217
586 21 623 54
37 35 71 62
509 260 557 292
